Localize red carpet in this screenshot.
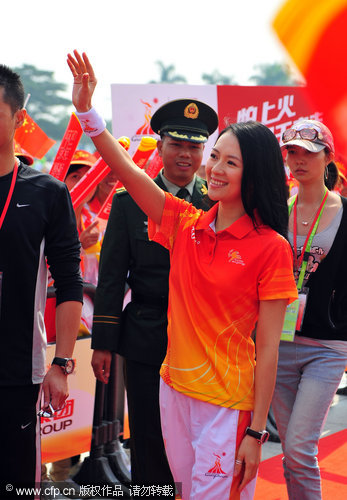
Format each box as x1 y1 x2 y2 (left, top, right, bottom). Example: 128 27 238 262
255 429 347 499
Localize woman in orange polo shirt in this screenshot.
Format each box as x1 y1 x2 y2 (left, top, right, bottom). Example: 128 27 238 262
68 51 297 500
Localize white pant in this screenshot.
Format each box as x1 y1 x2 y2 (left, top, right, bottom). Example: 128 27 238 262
159 380 257 499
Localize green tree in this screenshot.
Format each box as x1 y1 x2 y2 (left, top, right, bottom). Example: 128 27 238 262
13 64 106 159
201 70 238 85
14 64 71 139
149 61 187 83
249 62 301 86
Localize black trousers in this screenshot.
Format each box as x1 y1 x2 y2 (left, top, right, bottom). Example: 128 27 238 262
124 359 174 488
0 384 40 498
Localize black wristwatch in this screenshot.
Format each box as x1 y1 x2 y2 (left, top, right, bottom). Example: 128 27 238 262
245 427 270 444
51 357 75 375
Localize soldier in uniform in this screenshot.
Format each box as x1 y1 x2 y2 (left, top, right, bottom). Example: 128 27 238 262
91 99 218 488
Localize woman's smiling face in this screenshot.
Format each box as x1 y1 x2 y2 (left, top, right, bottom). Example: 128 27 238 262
205 130 243 207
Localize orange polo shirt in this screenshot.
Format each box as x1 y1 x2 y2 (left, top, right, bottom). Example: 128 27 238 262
148 193 297 410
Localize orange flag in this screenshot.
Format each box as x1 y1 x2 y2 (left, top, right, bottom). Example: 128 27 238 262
132 136 157 168
14 112 56 159
273 0 347 160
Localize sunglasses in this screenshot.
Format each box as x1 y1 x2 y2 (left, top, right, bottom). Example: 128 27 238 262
38 403 55 419
282 127 324 144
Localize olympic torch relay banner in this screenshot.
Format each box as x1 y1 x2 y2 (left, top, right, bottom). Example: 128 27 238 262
41 337 95 463
216 85 320 142
49 114 83 181
111 83 320 156
273 0 347 160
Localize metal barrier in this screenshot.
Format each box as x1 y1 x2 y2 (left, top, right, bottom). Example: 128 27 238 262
72 355 131 495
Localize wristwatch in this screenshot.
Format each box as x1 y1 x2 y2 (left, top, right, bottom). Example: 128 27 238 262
51 357 75 375
245 427 270 444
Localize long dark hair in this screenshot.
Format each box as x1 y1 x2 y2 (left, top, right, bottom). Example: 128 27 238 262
324 147 339 190
218 121 289 239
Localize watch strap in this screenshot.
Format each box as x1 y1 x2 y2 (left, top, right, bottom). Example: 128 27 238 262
51 357 75 374
245 426 269 444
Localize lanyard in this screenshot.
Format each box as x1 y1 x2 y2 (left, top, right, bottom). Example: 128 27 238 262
0 163 18 231
291 189 328 290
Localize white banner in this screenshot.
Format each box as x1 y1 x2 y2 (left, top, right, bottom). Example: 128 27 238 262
111 83 219 163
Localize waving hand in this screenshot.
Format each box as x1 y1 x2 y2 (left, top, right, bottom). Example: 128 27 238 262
66 50 165 225
67 50 97 113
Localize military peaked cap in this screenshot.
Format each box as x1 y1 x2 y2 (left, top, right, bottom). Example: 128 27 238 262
150 99 218 144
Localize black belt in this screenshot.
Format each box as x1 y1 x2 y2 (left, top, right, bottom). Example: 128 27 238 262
132 292 168 308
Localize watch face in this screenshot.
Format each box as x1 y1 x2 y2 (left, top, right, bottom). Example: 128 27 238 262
65 359 75 374
261 431 270 444
245 426 270 444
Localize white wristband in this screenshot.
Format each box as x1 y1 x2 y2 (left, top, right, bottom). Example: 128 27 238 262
75 107 106 137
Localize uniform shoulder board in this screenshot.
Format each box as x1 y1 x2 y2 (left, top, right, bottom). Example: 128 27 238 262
115 186 128 196
196 177 208 195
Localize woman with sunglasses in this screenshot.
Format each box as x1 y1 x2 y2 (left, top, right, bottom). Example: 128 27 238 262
272 119 347 500
67 50 298 499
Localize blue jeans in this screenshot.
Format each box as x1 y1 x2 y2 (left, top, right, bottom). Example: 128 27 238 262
272 341 347 500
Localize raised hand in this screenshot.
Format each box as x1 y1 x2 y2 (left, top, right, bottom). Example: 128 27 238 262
67 50 97 113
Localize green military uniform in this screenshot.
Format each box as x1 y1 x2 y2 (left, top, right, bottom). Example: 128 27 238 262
92 174 210 361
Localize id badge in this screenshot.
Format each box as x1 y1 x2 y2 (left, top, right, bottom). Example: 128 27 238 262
281 287 309 341
296 288 309 332
281 299 299 342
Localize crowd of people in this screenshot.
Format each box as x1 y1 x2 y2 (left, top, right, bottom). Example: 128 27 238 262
0 53 346 500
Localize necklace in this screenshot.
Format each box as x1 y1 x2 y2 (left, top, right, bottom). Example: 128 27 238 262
297 200 325 226
300 216 314 226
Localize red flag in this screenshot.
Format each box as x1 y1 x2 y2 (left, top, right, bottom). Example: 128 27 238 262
95 141 162 227
144 150 163 179
94 187 117 230
14 140 34 166
49 114 83 180
14 113 55 159
70 137 130 209
70 157 110 209
273 0 347 160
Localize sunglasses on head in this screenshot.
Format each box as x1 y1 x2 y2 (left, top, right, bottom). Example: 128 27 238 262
282 127 324 144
